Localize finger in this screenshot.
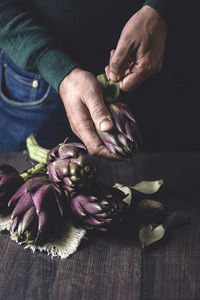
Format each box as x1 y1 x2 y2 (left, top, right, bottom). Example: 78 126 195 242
105 58 133 80
105 65 109 79
119 61 150 92
105 50 115 79
83 85 113 132
66 100 121 160
109 38 133 81
110 49 115 58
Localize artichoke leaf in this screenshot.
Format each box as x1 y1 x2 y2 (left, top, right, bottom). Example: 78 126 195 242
130 179 164 194
164 211 190 230
139 224 165 248
113 183 132 206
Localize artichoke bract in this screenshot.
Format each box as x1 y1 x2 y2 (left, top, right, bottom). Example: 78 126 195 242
8 174 65 244
70 183 128 231
0 164 24 213
97 102 141 158
47 141 96 192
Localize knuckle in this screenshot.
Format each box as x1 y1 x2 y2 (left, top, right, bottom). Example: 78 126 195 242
137 65 147 77
123 86 132 93
138 62 153 77
69 118 84 136
91 105 106 119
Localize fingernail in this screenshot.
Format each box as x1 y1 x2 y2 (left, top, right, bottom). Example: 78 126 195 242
109 72 120 82
100 120 112 132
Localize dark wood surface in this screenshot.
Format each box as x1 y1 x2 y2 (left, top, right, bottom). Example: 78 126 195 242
0 151 200 300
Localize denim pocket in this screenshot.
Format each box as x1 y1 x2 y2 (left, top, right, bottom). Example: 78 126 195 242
0 53 51 109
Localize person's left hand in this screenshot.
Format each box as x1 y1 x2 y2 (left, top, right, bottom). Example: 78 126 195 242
105 5 167 92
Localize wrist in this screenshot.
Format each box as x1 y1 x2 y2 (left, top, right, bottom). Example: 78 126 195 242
141 5 167 33
142 1 169 27
59 67 83 96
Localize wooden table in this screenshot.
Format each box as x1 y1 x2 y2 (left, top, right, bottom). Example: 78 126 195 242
0 151 200 300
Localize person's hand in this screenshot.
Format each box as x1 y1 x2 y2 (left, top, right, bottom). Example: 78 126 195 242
59 67 120 159
105 5 167 92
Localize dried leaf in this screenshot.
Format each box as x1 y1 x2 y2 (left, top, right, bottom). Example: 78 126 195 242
113 183 132 206
164 211 190 230
139 224 165 248
130 179 164 194
137 199 164 211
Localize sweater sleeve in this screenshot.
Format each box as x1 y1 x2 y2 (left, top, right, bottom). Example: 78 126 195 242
143 0 178 26
0 0 78 91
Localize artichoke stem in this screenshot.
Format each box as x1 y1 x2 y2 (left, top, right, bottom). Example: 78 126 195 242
26 134 49 163
20 163 47 181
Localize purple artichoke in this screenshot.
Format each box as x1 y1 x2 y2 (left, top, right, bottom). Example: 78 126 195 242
70 184 128 231
47 141 96 192
0 164 24 213
97 102 141 158
8 174 65 244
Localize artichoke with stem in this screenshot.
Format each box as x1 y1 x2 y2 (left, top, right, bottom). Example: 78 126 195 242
0 162 46 214
96 74 141 158
8 173 66 244
97 102 141 158
26 134 97 193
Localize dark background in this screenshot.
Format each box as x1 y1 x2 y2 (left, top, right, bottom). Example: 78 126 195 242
124 1 200 152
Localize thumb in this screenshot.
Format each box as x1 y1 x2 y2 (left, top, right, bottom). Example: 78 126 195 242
109 39 132 81
84 89 113 132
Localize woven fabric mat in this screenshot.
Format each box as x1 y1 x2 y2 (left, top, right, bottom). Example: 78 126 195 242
0 215 86 259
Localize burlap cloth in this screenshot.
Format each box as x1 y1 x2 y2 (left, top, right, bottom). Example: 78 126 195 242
0 214 86 259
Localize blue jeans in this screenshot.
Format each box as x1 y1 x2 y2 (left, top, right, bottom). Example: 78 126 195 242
0 50 72 152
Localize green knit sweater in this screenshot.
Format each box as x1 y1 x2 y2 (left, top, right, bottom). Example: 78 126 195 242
0 0 173 92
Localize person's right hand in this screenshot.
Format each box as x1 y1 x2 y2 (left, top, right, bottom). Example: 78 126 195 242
59 67 120 159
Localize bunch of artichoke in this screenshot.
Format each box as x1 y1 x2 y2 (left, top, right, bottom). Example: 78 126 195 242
8 174 66 244
96 74 141 159
70 183 128 231
0 164 24 213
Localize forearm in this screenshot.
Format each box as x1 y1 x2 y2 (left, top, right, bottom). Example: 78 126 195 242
0 0 78 91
